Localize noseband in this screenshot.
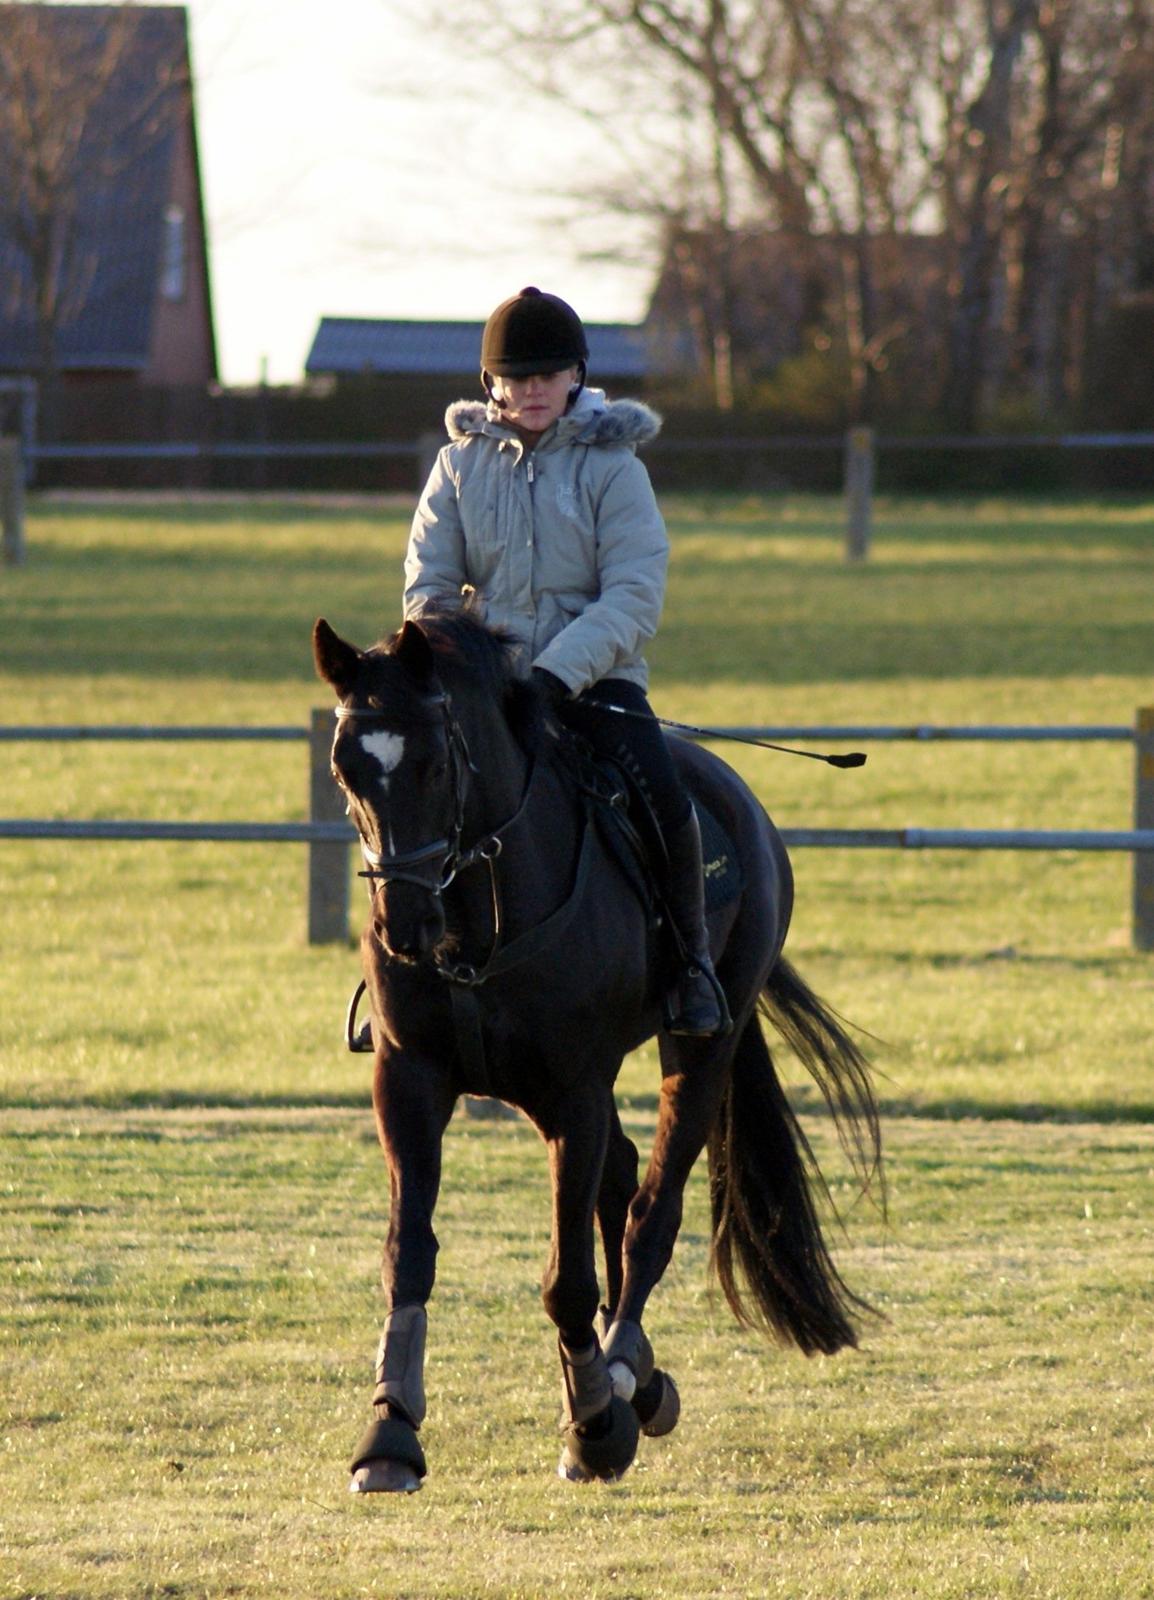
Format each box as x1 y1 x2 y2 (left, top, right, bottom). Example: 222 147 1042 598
334 689 484 896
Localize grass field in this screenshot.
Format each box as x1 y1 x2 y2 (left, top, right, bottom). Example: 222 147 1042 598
2 493 1153 1598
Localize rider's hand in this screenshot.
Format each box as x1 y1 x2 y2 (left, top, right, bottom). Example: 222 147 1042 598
531 667 571 711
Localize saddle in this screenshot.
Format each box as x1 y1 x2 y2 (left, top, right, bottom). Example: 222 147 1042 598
559 731 743 923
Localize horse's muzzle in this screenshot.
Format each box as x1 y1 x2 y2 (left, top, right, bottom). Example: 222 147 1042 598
374 882 446 963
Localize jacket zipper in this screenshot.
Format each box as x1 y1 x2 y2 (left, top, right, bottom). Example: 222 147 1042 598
525 456 536 548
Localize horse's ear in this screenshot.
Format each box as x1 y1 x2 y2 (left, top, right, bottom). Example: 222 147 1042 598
313 618 361 695
393 618 437 684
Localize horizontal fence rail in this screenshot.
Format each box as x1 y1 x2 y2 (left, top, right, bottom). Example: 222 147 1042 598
3 820 1153 852
2 712 1152 949
29 441 419 461
783 829 1154 851
21 431 1154 464
0 723 1135 743
0 820 351 842
0 725 307 742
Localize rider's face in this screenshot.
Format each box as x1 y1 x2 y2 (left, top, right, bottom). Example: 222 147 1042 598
491 367 578 435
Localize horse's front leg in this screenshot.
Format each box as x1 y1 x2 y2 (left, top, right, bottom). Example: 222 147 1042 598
349 1043 455 1494
542 1088 641 1483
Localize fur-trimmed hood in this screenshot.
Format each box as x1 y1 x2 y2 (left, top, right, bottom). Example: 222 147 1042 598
408 383 668 696
444 386 662 451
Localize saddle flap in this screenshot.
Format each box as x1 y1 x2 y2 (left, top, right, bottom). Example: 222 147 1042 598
578 742 742 914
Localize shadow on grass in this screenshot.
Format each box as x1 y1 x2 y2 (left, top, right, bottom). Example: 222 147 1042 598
1 1089 370 1114
6 590 1152 688
613 1089 1154 1124
7 1087 1154 1136
7 499 1154 687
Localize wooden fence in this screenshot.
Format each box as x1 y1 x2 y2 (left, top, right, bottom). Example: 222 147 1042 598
5 427 1154 564
2 713 1154 950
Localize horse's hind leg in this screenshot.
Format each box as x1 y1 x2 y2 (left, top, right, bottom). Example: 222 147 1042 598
596 1108 639 1315
349 1048 455 1494
603 1035 732 1431
595 1106 682 1439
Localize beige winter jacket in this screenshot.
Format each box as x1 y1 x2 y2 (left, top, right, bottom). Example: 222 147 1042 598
402 387 668 694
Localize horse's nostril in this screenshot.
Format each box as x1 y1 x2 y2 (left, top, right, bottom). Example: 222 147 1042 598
376 903 444 963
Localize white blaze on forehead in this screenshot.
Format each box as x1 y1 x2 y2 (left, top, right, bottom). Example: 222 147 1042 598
359 730 406 791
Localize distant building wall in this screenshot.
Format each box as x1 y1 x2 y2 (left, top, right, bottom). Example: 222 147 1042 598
145 74 217 387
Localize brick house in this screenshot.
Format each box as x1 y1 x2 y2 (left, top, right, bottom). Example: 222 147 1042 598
0 3 217 398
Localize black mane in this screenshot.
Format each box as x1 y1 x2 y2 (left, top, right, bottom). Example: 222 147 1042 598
379 608 545 751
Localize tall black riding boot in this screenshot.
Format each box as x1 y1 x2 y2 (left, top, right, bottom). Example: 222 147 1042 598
663 809 732 1038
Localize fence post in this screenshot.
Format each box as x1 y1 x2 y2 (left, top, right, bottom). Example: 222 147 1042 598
1 436 25 567
308 707 350 944
1134 708 1154 951
417 431 442 491
844 426 874 562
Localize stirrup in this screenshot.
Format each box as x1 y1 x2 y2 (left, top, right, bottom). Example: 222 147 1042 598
345 979 374 1053
664 962 732 1038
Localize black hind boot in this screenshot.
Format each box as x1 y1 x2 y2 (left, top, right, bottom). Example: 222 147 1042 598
662 809 732 1038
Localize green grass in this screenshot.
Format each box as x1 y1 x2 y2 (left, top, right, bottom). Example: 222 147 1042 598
2 492 1154 1596
4 1108 1153 1598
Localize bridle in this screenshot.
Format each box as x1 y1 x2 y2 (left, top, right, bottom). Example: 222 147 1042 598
334 688 490 898
334 672 606 1087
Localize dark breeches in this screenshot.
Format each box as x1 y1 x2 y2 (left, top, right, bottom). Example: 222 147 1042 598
560 679 692 835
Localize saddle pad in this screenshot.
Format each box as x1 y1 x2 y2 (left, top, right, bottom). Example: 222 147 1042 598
696 800 743 913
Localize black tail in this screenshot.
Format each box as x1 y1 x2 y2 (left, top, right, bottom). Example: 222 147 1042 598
707 956 883 1356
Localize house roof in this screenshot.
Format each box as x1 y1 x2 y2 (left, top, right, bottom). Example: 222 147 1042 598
306 316 651 380
0 5 194 373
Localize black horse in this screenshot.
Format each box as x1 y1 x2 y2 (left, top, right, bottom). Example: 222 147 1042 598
313 611 882 1492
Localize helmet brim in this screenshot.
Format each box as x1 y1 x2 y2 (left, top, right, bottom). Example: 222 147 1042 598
483 357 582 378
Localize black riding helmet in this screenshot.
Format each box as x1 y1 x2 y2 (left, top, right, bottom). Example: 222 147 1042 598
480 286 588 399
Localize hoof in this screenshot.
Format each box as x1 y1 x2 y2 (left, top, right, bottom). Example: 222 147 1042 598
557 1395 640 1483
349 1412 427 1493
633 1368 680 1438
349 1460 421 1494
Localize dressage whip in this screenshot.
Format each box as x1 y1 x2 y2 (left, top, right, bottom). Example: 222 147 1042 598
594 702 868 769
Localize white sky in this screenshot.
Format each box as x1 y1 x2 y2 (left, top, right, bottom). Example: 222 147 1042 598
185 0 656 384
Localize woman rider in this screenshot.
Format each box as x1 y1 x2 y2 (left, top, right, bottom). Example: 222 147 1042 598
401 286 730 1038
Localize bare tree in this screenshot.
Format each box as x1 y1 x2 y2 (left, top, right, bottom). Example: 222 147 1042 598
1002 0 1154 418
915 0 1154 426
0 3 186 431
418 0 1154 426
419 0 951 416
